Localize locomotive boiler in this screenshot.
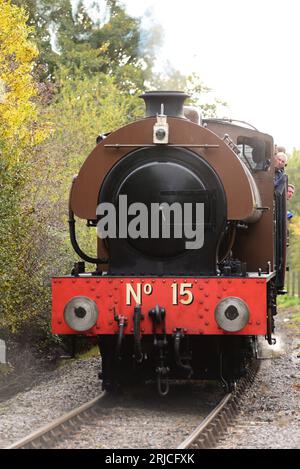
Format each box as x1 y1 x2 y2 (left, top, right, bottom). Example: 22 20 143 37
52 91 286 394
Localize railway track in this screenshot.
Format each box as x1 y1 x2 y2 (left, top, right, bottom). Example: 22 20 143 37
6 361 259 449
6 393 105 449
178 360 260 449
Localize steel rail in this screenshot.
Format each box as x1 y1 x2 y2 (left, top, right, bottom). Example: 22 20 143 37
177 393 231 449
177 360 259 449
6 393 105 449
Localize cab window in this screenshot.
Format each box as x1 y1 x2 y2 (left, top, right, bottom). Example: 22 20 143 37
237 137 267 171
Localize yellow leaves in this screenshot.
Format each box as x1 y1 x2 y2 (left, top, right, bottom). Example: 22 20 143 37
99 41 110 54
105 22 112 30
0 2 37 66
0 2 51 335
0 0 47 165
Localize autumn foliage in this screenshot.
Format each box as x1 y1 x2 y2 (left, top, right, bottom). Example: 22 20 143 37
0 0 48 161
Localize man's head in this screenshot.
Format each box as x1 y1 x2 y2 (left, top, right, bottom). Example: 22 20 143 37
274 151 287 170
287 184 295 200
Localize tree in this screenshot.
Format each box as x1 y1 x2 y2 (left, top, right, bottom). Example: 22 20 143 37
0 0 47 161
13 0 159 91
0 0 49 333
11 0 61 80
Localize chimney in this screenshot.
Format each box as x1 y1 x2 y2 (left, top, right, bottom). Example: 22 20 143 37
140 91 190 118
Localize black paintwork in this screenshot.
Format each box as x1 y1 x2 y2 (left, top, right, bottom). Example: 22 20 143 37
140 91 189 118
98 146 227 276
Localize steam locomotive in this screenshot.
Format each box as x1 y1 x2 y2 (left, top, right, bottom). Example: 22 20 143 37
52 91 287 394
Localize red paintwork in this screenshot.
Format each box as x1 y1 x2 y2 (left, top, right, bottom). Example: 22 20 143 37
52 276 268 336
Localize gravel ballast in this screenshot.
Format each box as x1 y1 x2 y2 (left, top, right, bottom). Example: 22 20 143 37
217 306 300 449
0 357 101 448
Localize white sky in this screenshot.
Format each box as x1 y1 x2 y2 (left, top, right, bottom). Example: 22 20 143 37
124 0 300 152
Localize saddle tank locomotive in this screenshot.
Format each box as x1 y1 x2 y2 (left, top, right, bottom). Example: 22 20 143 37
52 91 286 394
